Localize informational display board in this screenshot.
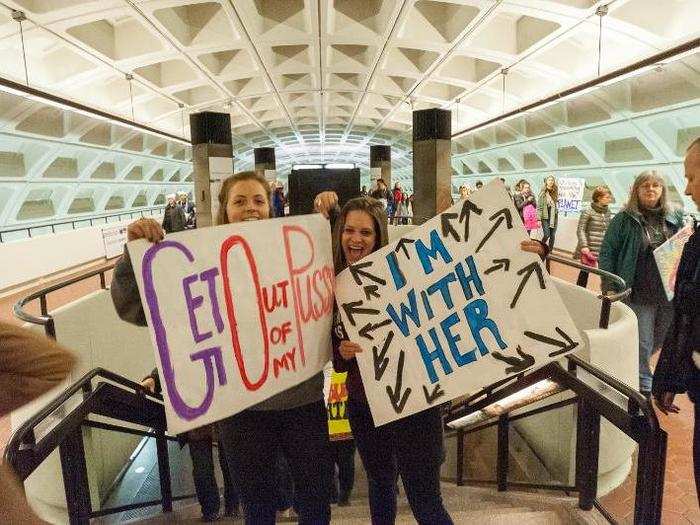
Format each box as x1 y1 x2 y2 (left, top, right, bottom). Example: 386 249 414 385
128 214 334 434
557 178 586 213
101 224 128 258
654 225 694 301
335 181 582 426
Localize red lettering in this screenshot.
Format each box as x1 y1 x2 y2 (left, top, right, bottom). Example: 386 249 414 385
220 235 269 391
270 321 293 345
283 226 314 365
273 347 297 378
262 280 290 313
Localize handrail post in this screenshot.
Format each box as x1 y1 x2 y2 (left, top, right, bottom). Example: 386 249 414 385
576 399 600 510
599 295 612 329
155 428 173 513
456 429 464 486
99 271 106 289
634 427 667 524
497 414 509 492
58 427 91 525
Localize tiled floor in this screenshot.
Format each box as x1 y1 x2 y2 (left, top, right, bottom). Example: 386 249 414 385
1 256 697 523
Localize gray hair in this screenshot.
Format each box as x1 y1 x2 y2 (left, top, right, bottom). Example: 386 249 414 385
625 170 669 215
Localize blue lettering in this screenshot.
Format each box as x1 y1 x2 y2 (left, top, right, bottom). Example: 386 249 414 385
386 252 406 290
464 299 507 357
387 289 421 337
416 327 453 384
415 230 453 275
427 272 457 310
421 289 435 321
455 256 485 301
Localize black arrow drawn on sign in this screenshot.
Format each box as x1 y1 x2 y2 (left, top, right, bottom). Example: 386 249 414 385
386 350 412 413
459 199 483 243
491 346 536 374
349 261 387 287
484 258 510 275
510 262 546 309
441 212 460 242
475 208 513 253
422 383 445 405
364 284 380 301
395 238 415 259
524 327 579 357
342 300 380 327
359 318 393 340
373 331 394 381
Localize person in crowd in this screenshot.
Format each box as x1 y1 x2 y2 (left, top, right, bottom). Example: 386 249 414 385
653 137 700 499
573 186 613 288
599 171 685 397
111 171 333 524
162 193 186 234
458 184 471 201
475 181 484 190
326 367 356 507
361 185 368 197
140 371 240 521
313 192 549 524
392 183 404 225
0 321 76 524
272 183 286 218
370 179 392 214
400 191 411 225
513 180 538 235
538 176 559 251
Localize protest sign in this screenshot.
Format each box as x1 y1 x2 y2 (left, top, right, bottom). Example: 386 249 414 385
654 225 693 301
128 214 334 434
327 371 352 440
102 224 128 258
335 181 582 426
557 178 585 213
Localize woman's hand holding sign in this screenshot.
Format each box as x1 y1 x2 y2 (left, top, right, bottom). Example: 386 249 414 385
128 218 165 243
339 340 363 361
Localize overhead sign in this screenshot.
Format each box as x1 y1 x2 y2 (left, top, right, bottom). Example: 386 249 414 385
128 215 334 434
335 181 582 426
557 178 586 213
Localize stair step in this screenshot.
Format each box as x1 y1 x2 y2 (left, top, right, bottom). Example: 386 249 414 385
331 506 540 524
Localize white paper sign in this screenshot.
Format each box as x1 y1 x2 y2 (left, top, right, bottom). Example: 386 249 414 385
335 181 582 426
557 178 586 213
128 214 334 434
102 224 128 258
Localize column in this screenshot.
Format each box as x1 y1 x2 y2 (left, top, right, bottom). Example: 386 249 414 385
370 145 391 188
254 147 276 186
190 111 233 228
412 108 452 225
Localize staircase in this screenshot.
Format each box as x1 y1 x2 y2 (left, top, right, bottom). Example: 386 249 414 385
130 483 608 524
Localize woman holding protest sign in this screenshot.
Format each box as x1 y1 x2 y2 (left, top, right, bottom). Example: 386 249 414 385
111 171 332 524
599 171 685 397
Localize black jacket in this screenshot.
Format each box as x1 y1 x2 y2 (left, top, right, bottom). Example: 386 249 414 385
653 223 700 396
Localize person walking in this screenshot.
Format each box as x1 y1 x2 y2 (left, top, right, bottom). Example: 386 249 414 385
161 194 187 234
573 186 613 288
599 171 685 397
538 176 559 251
514 180 538 235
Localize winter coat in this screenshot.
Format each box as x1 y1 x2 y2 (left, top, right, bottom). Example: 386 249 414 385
110 246 324 412
652 224 700 396
573 203 612 259
537 191 558 229
162 204 186 233
598 208 685 293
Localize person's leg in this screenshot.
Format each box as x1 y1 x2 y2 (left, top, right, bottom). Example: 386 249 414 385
576 270 589 288
278 401 332 525
218 410 278 525
274 453 294 512
548 226 556 251
188 438 220 518
216 439 240 516
395 408 453 525
329 441 339 504
337 439 356 504
629 302 655 394
347 399 397 525
541 222 550 246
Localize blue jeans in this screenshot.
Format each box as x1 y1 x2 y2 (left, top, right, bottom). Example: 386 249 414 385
348 400 453 525
542 222 556 251
189 438 239 517
629 301 674 392
218 400 332 525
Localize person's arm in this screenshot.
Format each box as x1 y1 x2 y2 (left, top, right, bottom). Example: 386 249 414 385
0 322 76 415
598 216 622 293
576 210 592 253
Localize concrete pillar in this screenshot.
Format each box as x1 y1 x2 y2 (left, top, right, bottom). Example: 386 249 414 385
412 108 451 225
254 147 276 187
370 145 391 189
190 111 233 228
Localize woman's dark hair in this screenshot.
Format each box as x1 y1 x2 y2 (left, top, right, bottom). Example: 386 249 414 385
542 176 558 201
216 171 272 225
591 185 612 204
333 197 389 275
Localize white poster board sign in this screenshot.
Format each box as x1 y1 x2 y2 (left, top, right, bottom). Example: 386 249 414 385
208 157 234 221
102 224 128 258
557 178 586 213
335 181 582 426
654 225 694 301
128 215 334 434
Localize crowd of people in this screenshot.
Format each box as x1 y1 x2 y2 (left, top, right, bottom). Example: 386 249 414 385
2 138 698 523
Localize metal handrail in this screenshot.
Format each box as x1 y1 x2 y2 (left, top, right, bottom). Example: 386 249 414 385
14 262 117 338
0 206 165 242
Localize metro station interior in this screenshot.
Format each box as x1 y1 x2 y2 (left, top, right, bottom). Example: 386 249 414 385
1 1 699 524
